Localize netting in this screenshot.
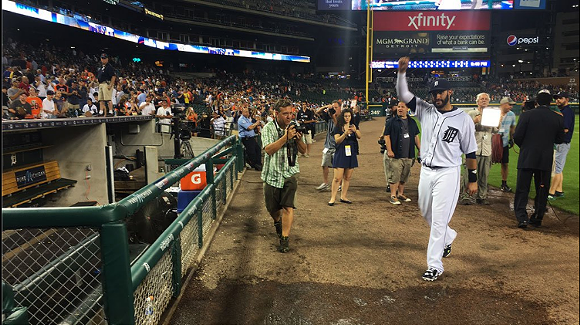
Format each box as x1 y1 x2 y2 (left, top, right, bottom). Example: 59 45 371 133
1 228 105 325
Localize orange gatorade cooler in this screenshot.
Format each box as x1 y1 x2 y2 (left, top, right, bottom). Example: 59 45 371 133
180 164 207 191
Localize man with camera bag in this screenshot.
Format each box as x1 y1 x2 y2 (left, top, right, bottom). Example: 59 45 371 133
261 99 306 253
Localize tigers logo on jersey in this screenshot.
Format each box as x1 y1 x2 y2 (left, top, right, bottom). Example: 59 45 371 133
442 126 459 143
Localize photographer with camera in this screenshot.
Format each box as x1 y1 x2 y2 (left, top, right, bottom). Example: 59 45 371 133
296 104 316 157
315 101 341 191
328 108 361 206
261 99 306 253
238 107 263 171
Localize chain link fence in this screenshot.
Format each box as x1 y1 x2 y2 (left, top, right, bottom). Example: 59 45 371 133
131 158 237 325
2 228 105 325
3 142 241 325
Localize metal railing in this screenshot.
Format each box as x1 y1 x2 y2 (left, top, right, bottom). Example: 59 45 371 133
2 135 244 324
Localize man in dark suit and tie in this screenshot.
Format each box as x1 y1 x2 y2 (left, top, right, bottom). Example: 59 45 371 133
513 89 565 229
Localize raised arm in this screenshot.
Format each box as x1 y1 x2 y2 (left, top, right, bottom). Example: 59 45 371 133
395 57 414 104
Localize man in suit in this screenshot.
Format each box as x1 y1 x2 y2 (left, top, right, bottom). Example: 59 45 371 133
513 90 565 229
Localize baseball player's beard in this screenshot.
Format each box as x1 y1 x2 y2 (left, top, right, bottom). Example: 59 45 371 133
434 94 450 109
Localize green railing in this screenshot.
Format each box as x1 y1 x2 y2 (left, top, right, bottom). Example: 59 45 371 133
2 135 244 325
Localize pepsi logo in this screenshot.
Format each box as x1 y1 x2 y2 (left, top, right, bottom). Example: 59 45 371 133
507 35 517 46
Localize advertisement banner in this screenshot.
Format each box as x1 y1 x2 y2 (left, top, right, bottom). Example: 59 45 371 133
503 33 542 47
431 31 489 53
374 31 489 56
374 11 490 31
318 0 352 10
373 31 430 55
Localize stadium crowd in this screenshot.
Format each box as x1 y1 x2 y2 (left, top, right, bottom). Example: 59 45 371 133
3 37 578 140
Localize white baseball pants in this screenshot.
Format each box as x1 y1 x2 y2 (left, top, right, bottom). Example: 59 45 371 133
418 166 460 273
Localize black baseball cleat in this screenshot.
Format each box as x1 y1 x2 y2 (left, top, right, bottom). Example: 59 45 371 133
518 221 528 229
422 268 442 281
443 244 452 258
278 236 290 253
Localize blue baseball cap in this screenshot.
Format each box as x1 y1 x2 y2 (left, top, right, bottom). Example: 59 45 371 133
429 79 452 93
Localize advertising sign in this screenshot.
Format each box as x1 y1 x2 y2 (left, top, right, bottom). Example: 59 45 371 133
374 11 490 31
353 0 513 11
513 0 546 9
431 31 489 53
504 34 541 47
374 32 430 55
318 0 352 10
374 30 489 56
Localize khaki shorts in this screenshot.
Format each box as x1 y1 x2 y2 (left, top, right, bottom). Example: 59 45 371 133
321 148 335 167
263 176 297 214
304 131 313 144
68 103 80 110
389 158 413 184
98 82 113 102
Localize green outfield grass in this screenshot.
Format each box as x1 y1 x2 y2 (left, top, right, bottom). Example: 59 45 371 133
487 115 579 215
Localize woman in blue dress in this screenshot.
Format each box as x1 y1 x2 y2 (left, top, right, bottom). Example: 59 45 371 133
329 108 362 205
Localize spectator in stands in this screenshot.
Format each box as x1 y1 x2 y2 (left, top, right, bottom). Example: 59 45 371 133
53 90 67 117
139 95 156 116
67 81 82 116
34 75 47 100
55 77 70 104
549 91 575 200
8 93 32 119
7 79 25 105
82 98 98 117
211 111 227 139
497 97 517 192
26 87 43 118
17 75 31 95
156 99 173 133
97 53 116 117
41 90 58 119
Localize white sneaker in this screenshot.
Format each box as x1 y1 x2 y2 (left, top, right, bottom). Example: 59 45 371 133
304 154 310 158
316 183 329 190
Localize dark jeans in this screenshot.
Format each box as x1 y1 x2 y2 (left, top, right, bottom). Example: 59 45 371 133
241 136 261 168
514 168 551 223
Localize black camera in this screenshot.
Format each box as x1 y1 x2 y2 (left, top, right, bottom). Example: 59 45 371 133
378 138 387 154
289 121 308 135
328 108 336 116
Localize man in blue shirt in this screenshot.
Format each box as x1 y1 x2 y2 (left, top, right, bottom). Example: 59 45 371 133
238 107 263 171
548 91 575 199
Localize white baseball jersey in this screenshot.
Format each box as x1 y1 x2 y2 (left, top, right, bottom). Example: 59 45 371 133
408 97 477 168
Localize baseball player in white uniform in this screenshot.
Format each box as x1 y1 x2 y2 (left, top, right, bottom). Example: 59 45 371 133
396 57 478 281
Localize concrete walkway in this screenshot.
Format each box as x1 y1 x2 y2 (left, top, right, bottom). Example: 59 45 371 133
168 117 579 325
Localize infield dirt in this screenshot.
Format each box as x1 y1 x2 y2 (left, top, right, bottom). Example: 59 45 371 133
169 117 579 325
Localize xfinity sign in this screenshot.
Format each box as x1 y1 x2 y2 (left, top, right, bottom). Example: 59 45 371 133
408 13 456 30
507 35 539 46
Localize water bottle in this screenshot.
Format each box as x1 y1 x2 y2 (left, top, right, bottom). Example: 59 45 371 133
145 296 154 319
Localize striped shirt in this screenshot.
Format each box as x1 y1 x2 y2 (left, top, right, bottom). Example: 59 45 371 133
260 120 301 188
499 111 516 146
